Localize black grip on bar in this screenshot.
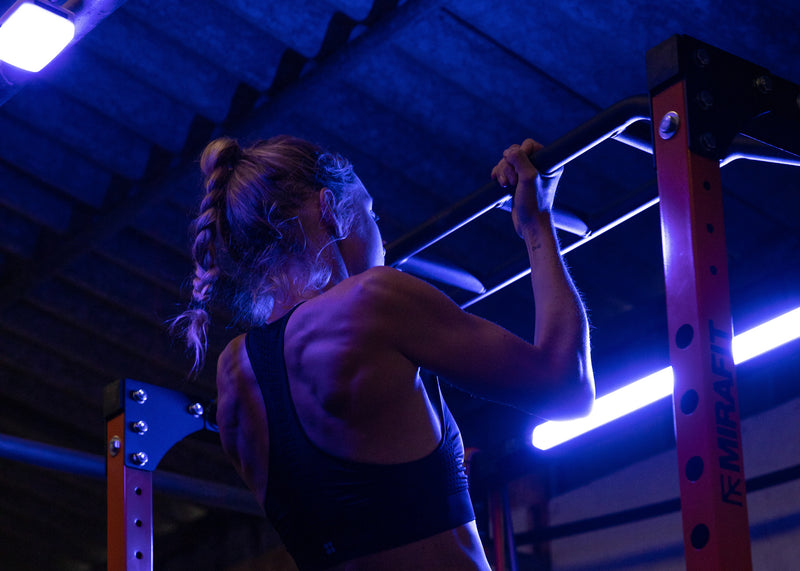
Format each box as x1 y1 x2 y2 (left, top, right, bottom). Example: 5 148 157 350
386 95 652 266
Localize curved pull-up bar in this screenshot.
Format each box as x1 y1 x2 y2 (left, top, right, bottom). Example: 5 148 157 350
535 94 653 175
384 95 652 267
386 94 799 305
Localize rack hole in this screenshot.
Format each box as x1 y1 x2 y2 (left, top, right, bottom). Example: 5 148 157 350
685 456 704 482
681 390 699 414
691 524 710 549
676 324 694 349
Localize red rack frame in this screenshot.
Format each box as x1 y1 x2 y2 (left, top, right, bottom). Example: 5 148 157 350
107 413 154 570
652 79 752 569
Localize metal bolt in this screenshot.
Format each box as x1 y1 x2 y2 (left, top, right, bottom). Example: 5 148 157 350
658 111 680 140
130 389 148 404
696 90 714 110
131 420 149 434
700 132 717 151
131 452 149 466
755 75 773 94
695 48 710 68
187 402 204 417
108 436 121 457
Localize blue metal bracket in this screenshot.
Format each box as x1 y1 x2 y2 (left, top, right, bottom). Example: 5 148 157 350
104 378 216 472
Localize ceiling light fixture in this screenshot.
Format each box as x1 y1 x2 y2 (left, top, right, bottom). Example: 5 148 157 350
532 306 800 450
0 0 75 72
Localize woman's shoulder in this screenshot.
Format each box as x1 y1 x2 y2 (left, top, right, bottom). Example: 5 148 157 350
219 333 248 367
338 265 436 307
216 334 264 435
289 266 425 344
346 265 406 288
217 334 254 391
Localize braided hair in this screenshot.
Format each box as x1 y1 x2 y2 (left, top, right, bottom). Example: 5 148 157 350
171 135 357 375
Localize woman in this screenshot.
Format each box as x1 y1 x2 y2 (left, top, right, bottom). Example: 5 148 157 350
172 135 594 570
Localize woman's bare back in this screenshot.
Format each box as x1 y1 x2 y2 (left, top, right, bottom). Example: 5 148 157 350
216 273 491 570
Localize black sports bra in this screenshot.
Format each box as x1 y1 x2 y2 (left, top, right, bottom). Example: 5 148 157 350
245 307 475 570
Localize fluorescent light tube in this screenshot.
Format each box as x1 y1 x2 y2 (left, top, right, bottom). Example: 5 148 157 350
732 307 800 365
532 367 674 451
0 1 75 72
532 306 800 450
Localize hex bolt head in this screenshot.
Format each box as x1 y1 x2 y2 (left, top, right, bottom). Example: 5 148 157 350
658 111 680 140
131 420 149 434
130 389 148 404
108 436 121 457
701 132 717 151
695 48 710 68
755 75 773 94
696 90 714 110
131 452 149 466
187 402 204 417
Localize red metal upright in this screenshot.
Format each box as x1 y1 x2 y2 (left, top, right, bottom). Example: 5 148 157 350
651 60 752 570
106 412 154 571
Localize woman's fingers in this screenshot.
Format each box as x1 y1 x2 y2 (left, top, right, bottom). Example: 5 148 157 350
492 139 544 187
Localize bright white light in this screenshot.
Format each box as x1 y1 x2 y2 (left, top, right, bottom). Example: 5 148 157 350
532 306 800 450
0 1 75 72
532 367 674 450
732 307 800 364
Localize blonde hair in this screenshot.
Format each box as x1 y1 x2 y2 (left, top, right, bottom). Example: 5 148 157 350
171 135 357 375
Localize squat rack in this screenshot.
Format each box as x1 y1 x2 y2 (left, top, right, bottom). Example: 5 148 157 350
104 35 800 570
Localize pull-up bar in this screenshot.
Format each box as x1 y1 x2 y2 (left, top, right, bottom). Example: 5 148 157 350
386 90 799 307
384 94 652 268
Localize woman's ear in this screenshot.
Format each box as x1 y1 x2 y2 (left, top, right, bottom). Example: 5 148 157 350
319 188 340 238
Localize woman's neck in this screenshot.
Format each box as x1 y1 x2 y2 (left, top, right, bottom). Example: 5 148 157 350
267 266 348 324
265 222 350 323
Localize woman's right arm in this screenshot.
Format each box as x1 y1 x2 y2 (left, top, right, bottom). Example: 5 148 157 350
355 265 592 420
354 140 593 420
